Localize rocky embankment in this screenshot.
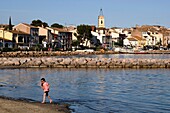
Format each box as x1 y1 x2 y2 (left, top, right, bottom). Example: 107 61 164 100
0 51 111 57
0 50 170 57
0 56 170 68
0 51 170 68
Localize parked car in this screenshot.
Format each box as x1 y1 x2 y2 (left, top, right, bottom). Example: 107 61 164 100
18 46 29 50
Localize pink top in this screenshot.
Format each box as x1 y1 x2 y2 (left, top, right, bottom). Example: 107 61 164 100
42 82 50 92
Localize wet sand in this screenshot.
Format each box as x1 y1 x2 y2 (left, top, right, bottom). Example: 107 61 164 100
0 98 70 113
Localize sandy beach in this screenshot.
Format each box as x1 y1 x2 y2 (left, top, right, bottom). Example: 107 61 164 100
0 98 70 113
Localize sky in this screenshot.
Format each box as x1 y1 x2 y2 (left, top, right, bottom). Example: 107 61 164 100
0 0 170 28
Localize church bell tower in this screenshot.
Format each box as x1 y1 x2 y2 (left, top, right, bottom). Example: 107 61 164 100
98 9 105 28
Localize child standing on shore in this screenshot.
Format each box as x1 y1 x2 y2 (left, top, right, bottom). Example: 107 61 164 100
41 78 52 103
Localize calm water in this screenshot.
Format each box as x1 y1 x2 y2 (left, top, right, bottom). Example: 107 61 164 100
0 68 170 113
56 54 170 59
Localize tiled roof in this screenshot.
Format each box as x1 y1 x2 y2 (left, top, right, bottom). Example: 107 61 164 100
127 37 138 41
122 28 132 32
133 36 146 41
96 27 106 30
51 27 72 32
10 30 29 35
127 36 146 42
22 23 38 28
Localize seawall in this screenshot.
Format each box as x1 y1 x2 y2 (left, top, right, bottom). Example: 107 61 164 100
0 50 170 57
0 57 170 68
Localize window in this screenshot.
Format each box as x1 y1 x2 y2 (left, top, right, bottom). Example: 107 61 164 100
144 36 147 38
101 20 103 24
18 36 23 42
147 32 150 35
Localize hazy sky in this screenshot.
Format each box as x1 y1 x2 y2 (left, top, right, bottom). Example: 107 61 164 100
0 0 170 28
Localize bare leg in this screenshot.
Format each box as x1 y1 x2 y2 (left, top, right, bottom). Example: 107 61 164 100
42 93 46 103
48 96 52 103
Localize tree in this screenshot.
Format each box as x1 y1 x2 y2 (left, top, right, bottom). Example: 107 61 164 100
71 40 79 47
76 24 92 47
31 19 49 27
51 23 63 28
42 22 49 28
159 27 168 47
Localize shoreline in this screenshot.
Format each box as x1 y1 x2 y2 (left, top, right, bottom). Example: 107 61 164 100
0 96 71 113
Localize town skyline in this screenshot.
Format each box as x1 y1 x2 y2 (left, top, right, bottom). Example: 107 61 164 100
1 0 170 28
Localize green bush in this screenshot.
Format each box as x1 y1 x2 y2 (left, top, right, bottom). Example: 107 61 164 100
13 48 20 51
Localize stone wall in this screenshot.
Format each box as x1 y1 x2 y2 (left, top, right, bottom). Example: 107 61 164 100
0 50 170 57
0 51 111 57
0 57 170 68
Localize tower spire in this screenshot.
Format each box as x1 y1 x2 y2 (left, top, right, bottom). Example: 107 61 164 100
99 8 103 16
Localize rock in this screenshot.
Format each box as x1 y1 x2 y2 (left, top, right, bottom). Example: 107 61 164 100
0 57 169 68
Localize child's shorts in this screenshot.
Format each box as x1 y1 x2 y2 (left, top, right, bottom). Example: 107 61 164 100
44 91 49 96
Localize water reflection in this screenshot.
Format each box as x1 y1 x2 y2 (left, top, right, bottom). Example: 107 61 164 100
0 68 170 113
56 54 170 59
